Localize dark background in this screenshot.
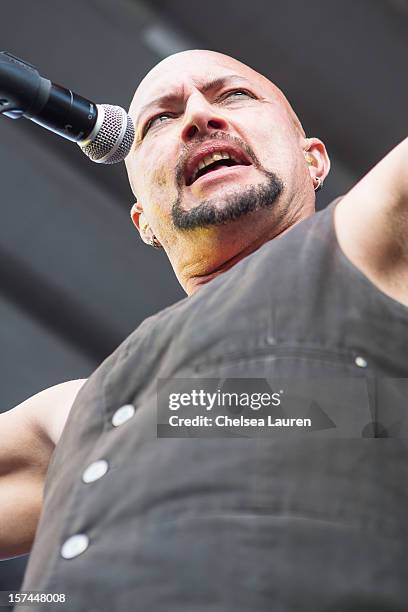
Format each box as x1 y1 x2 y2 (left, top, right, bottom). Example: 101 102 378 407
0 0 406 590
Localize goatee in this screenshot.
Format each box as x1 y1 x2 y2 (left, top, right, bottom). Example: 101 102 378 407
171 170 284 231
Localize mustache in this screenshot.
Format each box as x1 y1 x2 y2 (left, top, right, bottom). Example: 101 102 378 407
174 131 261 189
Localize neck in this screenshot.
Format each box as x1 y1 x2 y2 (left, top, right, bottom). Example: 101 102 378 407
184 205 313 295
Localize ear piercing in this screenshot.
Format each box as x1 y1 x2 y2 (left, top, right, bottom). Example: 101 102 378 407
148 235 162 249
314 176 323 192
305 153 323 191
140 220 162 248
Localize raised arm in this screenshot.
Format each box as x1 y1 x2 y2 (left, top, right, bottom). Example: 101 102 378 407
334 136 408 306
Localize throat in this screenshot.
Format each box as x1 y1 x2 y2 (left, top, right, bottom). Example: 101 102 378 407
188 253 244 293
187 235 271 295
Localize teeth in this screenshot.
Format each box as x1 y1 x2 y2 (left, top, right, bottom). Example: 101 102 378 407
191 151 236 183
201 155 212 167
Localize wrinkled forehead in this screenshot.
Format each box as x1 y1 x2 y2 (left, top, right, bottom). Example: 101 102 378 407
129 50 284 119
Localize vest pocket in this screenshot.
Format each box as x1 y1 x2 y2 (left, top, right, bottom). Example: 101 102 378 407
187 345 374 439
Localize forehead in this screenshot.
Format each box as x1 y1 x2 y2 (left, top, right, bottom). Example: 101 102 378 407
129 51 276 117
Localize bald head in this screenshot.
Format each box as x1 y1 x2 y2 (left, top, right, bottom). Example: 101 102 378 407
125 49 329 295
129 49 305 140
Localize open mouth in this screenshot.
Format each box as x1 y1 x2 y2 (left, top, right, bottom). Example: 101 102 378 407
185 148 252 186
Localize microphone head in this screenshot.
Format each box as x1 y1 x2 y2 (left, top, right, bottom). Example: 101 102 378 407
78 104 134 164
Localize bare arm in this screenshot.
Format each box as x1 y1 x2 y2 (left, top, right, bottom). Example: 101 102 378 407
334 136 408 305
0 378 86 560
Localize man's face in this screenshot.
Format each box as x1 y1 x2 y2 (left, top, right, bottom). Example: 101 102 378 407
126 50 317 293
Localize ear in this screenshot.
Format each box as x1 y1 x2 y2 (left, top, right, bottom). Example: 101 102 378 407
130 201 152 245
304 138 331 187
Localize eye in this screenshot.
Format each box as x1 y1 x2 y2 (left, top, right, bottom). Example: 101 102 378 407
143 112 173 135
222 89 255 101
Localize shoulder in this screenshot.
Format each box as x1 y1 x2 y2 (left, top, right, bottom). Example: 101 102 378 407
0 379 87 485
26 379 88 447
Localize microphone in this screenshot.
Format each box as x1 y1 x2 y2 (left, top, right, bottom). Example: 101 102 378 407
0 51 134 164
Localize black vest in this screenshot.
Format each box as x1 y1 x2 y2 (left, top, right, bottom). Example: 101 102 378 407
18 199 408 611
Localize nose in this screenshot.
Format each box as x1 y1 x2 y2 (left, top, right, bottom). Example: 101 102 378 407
180 92 228 142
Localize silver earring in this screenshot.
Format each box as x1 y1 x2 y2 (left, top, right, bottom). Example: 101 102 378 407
314 176 323 192
149 235 162 249
140 220 162 248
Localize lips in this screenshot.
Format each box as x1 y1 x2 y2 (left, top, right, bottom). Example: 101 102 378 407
184 142 252 186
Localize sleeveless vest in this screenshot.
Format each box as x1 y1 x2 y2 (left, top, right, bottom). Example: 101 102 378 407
17 199 408 611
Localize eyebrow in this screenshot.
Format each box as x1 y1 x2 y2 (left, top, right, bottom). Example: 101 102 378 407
134 74 253 130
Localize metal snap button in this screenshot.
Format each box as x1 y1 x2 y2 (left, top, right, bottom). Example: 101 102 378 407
61 534 89 559
111 404 135 427
354 356 368 368
82 459 109 483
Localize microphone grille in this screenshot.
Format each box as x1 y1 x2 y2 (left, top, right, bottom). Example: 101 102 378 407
79 104 135 164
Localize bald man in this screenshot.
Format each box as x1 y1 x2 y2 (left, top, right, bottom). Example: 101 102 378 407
2 50 408 611
126 50 327 294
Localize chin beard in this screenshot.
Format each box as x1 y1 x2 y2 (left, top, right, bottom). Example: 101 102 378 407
171 170 284 231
